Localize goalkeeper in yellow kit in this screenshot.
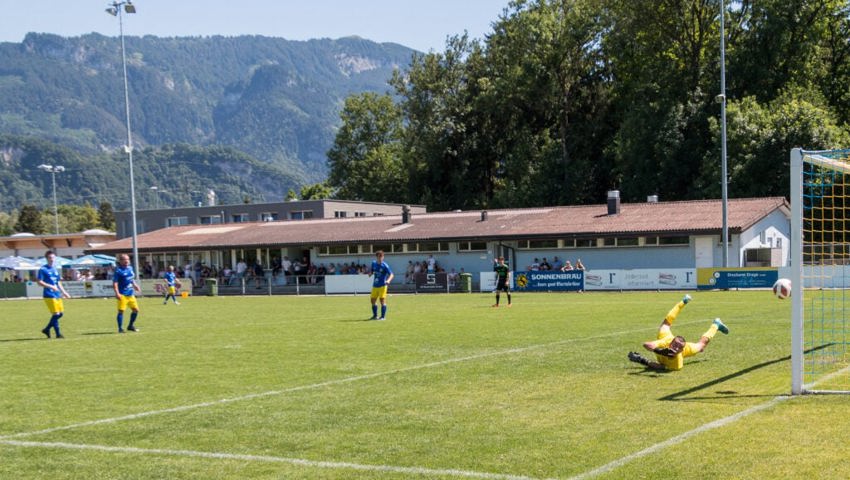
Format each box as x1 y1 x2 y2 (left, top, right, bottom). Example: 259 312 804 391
628 295 728 371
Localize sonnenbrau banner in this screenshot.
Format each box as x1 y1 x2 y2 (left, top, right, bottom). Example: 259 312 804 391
697 267 779 290
513 270 584 291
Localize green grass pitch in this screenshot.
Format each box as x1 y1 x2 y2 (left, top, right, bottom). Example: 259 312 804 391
1 291 849 479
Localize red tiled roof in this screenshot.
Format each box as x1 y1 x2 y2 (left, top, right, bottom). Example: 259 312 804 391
91 197 789 253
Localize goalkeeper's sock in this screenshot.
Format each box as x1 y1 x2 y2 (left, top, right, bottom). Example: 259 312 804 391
702 323 719 340
664 300 686 325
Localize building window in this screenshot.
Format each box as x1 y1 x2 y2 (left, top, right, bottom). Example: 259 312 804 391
361 244 404 254
410 242 449 252
260 212 278 222
617 237 639 246
231 213 249 223
199 215 221 225
334 211 348 218
659 236 689 245
575 239 596 248
290 210 313 220
319 245 354 255
355 212 367 217
517 239 558 249
167 216 189 227
458 241 487 252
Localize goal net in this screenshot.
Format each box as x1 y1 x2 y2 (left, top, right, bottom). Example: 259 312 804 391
791 148 850 394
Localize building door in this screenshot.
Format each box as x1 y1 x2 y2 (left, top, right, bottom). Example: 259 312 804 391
694 236 714 268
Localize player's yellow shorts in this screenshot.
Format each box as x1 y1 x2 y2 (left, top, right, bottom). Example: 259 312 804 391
370 286 388 300
43 298 64 314
167 286 176 295
117 294 139 312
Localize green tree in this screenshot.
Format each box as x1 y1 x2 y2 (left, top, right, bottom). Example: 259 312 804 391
484 0 611 206
15 205 44 234
604 0 720 201
390 35 502 210
327 92 406 203
97 202 116 231
57 204 99 232
285 189 298 201
300 182 333 200
696 89 850 198
0 211 16 236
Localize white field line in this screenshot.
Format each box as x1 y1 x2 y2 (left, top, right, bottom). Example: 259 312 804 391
0 321 703 441
0 440 553 480
567 396 792 480
569 360 850 479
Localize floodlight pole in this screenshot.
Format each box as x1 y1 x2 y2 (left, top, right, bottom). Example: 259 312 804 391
719 0 729 267
107 0 140 276
38 164 64 234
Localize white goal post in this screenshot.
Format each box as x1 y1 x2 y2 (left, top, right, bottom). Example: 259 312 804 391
791 148 850 395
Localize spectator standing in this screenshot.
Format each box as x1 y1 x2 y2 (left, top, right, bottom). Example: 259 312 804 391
281 256 292 285
235 259 247 285
427 254 437 273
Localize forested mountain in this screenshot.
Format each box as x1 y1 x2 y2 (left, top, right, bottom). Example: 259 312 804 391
0 135 297 212
0 33 414 211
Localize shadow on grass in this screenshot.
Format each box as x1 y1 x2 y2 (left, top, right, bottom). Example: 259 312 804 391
657 344 834 401
0 337 48 343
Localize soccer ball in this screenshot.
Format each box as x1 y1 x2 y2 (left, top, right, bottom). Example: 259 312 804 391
773 278 792 300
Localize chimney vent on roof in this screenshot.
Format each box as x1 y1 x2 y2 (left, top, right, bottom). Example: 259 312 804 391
607 190 621 215
481 211 488 221
402 205 411 224
647 194 659 203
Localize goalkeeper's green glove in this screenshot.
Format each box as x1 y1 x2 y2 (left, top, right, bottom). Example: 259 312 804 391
628 351 649 366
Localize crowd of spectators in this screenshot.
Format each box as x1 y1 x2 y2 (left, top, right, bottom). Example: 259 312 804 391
526 256 586 272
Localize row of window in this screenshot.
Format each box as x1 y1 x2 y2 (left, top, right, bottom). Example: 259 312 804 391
316 237 689 256
318 242 454 256
517 236 690 249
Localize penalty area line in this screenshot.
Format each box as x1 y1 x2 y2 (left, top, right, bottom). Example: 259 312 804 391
567 395 793 480
1 322 666 441
0 439 553 480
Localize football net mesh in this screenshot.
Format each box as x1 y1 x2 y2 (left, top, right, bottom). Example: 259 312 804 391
792 148 850 394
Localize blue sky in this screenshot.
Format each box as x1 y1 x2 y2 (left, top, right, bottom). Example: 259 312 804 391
0 0 510 52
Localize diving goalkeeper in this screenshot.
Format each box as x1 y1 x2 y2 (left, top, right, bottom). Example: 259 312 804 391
628 295 728 371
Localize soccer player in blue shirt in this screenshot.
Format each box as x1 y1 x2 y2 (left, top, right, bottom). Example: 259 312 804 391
36 250 70 339
369 250 394 320
113 253 141 333
162 265 181 305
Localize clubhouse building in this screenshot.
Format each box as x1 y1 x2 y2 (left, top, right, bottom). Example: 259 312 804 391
92 195 790 286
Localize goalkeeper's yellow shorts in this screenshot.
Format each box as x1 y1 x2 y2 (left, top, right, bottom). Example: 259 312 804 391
167 286 176 295
43 298 64 314
117 294 139 312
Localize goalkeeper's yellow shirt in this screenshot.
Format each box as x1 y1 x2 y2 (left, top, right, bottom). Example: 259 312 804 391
654 333 700 371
